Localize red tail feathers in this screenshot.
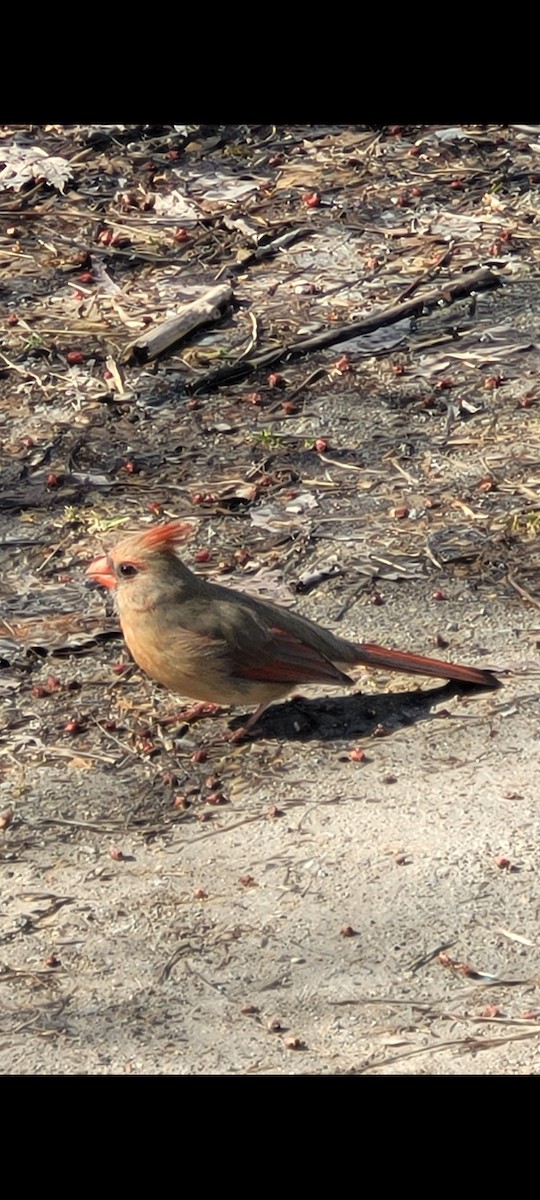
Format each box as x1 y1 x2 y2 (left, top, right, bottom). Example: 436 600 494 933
356 643 498 687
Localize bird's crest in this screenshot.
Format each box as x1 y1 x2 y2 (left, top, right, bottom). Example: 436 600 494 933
136 521 193 553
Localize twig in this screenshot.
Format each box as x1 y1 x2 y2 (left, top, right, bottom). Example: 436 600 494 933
356 1026 540 1074
393 242 455 304
408 939 457 973
216 228 310 276
189 268 501 394
506 573 540 611
127 284 234 363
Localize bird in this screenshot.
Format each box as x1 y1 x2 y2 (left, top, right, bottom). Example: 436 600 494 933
86 521 499 738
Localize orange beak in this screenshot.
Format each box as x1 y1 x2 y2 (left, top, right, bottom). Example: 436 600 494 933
86 555 116 589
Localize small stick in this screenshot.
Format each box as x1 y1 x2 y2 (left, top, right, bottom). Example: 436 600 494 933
127 283 233 363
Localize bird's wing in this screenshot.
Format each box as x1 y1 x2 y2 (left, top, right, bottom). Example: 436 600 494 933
230 624 353 686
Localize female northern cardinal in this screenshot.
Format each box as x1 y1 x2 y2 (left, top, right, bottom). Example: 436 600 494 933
87 522 498 737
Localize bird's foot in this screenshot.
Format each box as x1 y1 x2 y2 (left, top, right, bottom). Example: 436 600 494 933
176 702 223 724
225 722 260 744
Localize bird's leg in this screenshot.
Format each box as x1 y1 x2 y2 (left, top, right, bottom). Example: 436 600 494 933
227 702 269 743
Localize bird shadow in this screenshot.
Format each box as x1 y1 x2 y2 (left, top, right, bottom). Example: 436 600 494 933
229 679 498 743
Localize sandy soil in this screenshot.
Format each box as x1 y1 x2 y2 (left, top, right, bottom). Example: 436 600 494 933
1 124 540 1074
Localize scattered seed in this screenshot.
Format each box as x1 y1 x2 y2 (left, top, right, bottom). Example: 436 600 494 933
206 792 228 806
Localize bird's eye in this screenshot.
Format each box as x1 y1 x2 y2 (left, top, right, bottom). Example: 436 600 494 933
119 563 138 578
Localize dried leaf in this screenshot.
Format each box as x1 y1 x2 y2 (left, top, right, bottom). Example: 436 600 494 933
0 144 73 192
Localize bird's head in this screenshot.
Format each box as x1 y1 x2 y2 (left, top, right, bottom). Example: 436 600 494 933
86 521 194 601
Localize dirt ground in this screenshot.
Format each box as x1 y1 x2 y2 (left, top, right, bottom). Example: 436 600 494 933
2 124 540 1074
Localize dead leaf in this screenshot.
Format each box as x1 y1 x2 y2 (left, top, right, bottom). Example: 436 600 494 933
0 144 73 192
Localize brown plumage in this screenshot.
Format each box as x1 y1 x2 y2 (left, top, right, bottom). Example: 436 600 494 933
86 522 499 737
